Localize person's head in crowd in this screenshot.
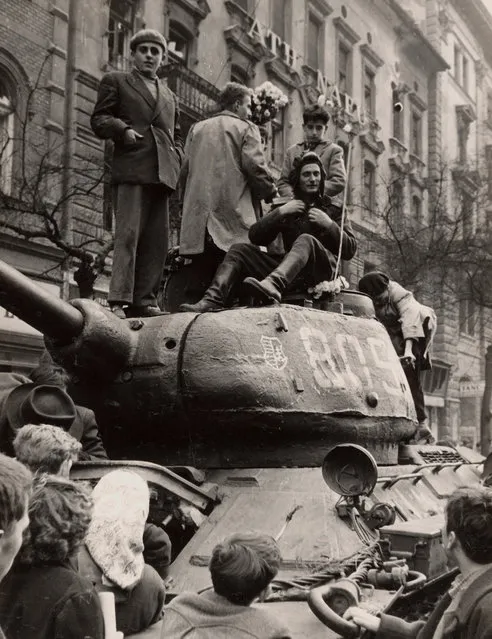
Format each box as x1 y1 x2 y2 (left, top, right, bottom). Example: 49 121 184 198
30 351 70 390
442 487 492 568
358 271 391 308
85 470 150 590
218 82 253 121
129 29 166 78
17 475 92 567
290 151 326 201
13 424 81 477
0 455 32 580
302 104 330 149
209 533 281 605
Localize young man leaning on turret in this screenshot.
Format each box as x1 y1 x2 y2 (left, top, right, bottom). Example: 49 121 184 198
179 151 356 312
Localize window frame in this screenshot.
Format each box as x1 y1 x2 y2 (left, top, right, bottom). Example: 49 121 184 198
337 39 352 96
362 63 376 118
410 109 422 158
0 84 14 196
107 0 135 70
168 20 194 65
362 159 376 213
270 0 292 44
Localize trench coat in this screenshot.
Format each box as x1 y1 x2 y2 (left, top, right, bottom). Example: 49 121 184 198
90 69 183 189
179 111 276 256
277 140 346 208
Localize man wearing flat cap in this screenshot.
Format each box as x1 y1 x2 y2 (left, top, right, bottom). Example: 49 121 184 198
91 29 183 319
0 373 107 460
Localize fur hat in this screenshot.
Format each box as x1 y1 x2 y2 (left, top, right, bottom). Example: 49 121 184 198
289 151 326 197
130 29 167 53
358 271 390 297
85 470 150 590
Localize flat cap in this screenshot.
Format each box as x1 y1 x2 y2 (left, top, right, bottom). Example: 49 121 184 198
130 29 167 52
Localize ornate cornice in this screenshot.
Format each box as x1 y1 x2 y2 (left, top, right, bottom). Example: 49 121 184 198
333 17 361 45
360 43 383 69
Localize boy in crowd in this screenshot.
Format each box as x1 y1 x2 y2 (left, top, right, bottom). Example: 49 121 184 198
0 454 31 585
162 533 292 638
345 487 492 639
277 104 346 211
13 423 81 477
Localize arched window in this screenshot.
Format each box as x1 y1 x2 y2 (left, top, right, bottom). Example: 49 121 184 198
411 194 422 222
168 21 193 65
0 77 14 195
362 160 375 212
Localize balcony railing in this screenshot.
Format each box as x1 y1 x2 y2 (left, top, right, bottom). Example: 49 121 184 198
161 61 220 121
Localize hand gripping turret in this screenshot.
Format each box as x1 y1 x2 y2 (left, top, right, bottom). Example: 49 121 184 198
0 259 132 380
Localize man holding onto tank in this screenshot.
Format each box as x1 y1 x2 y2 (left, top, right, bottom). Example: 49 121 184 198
180 151 357 312
345 487 492 639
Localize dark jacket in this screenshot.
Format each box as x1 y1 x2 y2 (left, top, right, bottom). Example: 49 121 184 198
78 545 165 636
71 406 108 460
143 523 172 579
0 561 104 639
249 196 357 271
91 69 183 189
277 140 346 208
377 564 492 639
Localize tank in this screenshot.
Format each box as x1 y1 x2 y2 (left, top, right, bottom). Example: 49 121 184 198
0 258 486 637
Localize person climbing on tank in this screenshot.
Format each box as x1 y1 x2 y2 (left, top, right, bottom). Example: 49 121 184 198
358 271 437 444
179 151 357 312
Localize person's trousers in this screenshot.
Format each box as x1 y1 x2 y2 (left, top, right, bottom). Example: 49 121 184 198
110 184 169 307
402 352 427 423
222 234 334 302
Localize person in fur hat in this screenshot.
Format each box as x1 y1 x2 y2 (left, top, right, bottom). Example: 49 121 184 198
78 470 167 636
180 151 357 312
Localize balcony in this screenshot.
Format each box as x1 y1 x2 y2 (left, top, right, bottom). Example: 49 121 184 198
160 61 220 122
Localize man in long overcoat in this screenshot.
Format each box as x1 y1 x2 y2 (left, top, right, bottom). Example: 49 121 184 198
91 29 183 318
178 82 276 284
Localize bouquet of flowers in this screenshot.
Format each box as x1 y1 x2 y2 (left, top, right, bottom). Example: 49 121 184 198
308 275 350 299
250 81 289 126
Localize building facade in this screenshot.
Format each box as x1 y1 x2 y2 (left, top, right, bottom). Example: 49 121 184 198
1 0 491 444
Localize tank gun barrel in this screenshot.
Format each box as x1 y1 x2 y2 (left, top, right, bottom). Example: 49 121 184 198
0 258 84 343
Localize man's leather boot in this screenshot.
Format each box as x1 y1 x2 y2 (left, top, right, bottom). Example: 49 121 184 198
180 260 240 312
244 241 310 304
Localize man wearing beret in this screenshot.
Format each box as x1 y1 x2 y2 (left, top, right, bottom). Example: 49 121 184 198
91 29 183 319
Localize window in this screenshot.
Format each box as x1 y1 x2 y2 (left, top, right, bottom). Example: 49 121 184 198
338 42 351 94
392 89 403 141
458 120 467 163
411 195 422 222
168 22 192 65
389 179 404 232
362 160 376 212
454 45 460 81
462 56 468 93
363 66 376 117
107 0 134 69
459 295 476 336
0 78 14 195
307 13 323 70
487 146 492 200
410 111 422 157
271 0 290 42
462 192 474 239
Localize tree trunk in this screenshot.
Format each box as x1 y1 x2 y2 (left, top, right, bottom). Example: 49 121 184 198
480 345 492 455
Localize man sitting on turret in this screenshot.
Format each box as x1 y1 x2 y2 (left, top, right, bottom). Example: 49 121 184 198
180 152 357 312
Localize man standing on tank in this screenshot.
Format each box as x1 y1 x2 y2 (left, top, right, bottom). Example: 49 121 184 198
91 29 183 319
178 82 277 282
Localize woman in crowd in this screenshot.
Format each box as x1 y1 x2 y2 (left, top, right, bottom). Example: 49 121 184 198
78 469 166 636
0 475 104 639
359 271 437 444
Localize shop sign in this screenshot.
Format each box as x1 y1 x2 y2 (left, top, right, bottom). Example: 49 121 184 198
248 19 298 69
459 380 485 397
0 280 61 337
316 70 366 125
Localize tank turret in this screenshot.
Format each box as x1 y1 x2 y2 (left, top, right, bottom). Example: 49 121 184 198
0 258 416 466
